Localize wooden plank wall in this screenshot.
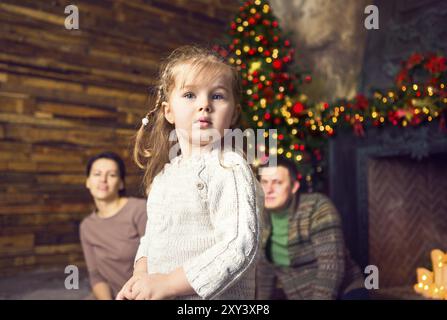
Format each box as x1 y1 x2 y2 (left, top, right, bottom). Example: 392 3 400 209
0 0 238 275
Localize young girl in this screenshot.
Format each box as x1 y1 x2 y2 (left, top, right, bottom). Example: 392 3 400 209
116 46 264 300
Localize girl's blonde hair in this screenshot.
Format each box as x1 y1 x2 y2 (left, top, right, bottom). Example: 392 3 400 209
133 45 242 194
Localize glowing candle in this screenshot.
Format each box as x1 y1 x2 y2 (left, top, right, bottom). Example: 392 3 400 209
443 254 447 289
431 249 444 287
417 268 433 284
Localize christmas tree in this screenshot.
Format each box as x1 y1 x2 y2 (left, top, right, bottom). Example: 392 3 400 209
216 0 322 190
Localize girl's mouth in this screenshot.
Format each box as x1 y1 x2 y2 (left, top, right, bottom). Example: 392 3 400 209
197 117 212 128
199 120 211 128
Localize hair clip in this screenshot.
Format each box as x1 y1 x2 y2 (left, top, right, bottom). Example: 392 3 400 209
142 117 149 126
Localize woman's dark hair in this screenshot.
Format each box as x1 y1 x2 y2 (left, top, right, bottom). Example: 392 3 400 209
86 151 126 196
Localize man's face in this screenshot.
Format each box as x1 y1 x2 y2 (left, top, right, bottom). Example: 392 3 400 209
259 166 299 211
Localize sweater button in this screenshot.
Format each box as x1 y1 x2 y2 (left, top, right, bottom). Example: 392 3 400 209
197 182 204 190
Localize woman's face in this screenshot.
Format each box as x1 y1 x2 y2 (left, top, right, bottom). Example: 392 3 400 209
85 158 123 201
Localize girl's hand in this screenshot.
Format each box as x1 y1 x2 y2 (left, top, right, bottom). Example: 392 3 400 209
115 271 147 300
116 272 175 300
131 273 175 300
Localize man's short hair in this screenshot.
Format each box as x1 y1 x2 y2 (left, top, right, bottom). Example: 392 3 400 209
260 155 299 182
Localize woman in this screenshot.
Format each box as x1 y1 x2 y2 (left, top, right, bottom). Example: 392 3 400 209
80 151 147 299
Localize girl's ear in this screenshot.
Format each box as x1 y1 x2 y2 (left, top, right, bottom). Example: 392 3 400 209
163 101 175 124
231 104 242 125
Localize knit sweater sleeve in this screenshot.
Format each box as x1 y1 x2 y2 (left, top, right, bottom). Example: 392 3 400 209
182 153 261 299
309 194 345 299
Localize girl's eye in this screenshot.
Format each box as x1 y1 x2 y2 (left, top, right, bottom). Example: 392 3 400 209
212 93 225 100
183 92 195 99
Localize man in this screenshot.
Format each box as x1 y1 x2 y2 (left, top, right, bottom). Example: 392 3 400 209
256 155 366 300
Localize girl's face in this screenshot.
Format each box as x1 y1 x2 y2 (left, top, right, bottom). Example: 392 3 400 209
163 63 240 153
85 158 123 201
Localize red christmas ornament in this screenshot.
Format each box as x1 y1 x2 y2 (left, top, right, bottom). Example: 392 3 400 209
282 56 291 63
278 134 284 140
273 117 281 125
248 101 254 107
273 36 279 42
272 60 282 70
263 86 274 99
252 77 259 84
248 48 256 55
262 19 270 26
252 93 259 100
304 75 312 83
252 70 259 77
424 56 447 74
255 13 261 20
264 113 271 120
284 40 290 47
292 102 305 115
406 53 423 69
294 144 299 150
231 22 237 30
272 21 279 27
257 83 263 90
248 17 256 25
263 50 271 57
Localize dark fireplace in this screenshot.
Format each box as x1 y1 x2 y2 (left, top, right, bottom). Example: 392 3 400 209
329 121 447 295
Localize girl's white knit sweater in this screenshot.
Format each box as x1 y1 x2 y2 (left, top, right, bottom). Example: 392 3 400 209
134 148 264 299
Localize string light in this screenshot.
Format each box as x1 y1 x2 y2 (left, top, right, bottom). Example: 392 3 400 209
262 4 270 13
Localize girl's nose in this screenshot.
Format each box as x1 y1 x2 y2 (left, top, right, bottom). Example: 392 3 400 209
198 105 211 112
198 97 211 112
